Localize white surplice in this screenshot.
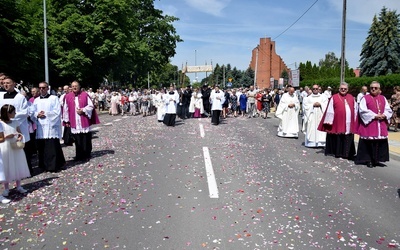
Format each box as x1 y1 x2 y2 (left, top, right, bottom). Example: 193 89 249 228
33 95 62 139
63 95 95 134
0 92 30 142
210 90 225 111
275 92 300 138
302 93 328 147
164 92 179 114
189 92 204 114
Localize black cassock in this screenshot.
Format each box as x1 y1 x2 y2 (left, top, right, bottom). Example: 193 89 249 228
37 138 66 172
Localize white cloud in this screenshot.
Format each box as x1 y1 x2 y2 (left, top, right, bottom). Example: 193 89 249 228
159 5 179 17
184 0 231 17
329 0 400 24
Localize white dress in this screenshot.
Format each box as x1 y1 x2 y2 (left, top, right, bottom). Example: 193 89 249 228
0 120 30 182
0 123 5 182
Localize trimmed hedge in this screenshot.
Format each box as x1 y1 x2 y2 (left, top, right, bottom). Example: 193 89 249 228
300 74 400 97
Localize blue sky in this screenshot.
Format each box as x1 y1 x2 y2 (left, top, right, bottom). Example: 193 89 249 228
154 0 400 82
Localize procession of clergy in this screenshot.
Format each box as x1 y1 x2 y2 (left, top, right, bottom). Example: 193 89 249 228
277 81 393 168
148 80 393 168
0 73 392 192
0 74 100 176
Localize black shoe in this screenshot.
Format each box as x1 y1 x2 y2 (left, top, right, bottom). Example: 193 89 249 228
366 162 373 168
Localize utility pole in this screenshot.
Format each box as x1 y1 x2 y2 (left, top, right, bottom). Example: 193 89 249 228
147 72 150 89
195 50 197 83
254 46 259 88
340 0 347 83
223 65 225 88
43 0 49 83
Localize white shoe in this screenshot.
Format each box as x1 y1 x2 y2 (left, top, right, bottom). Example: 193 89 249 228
2 189 9 197
0 195 10 204
16 186 27 194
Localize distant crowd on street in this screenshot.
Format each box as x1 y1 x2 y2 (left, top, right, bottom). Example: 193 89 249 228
0 70 400 204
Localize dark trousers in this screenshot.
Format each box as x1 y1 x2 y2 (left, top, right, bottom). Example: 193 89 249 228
182 104 190 118
211 110 221 125
24 131 36 175
73 132 93 160
98 101 105 111
37 138 66 172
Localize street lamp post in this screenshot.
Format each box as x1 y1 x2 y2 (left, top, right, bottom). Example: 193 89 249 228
43 0 49 83
340 0 347 84
195 50 197 83
254 46 259 88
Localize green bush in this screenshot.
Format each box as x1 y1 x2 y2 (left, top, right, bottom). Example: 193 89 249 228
300 74 400 96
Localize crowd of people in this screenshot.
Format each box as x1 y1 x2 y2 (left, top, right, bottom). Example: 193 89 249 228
91 84 278 126
1 70 400 204
277 81 399 170
0 73 99 204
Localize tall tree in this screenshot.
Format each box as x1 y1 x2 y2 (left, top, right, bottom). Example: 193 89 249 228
360 7 400 76
48 0 182 86
319 52 340 68
240 67 254 87
0 0 43 84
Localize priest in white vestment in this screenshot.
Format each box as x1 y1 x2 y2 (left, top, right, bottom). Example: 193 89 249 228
275 86 300 138
33 82 66 172
189 88 204 118
302 85 328 147
154 90 165 122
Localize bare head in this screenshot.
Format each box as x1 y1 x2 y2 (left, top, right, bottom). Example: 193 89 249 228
339 82 348 95
369 81 380 96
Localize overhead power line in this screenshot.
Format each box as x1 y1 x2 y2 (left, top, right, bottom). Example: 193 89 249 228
273 0 319 40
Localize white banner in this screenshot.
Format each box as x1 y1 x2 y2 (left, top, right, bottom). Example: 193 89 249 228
183 65 213 73
291 69 300 87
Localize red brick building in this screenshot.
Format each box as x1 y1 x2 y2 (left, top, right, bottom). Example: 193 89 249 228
249 37 290 89
353 68 361 77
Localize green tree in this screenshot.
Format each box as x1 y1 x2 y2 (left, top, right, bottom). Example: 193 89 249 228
280 69 288 79
152 63 179 88
360 7 400 76
0 0 44 84
48 0 182 86
240 67 254 87
299 52 354 81
319 52 340 68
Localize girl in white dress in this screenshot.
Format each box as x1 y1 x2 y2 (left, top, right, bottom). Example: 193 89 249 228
0 122 11 204
0 104 30 198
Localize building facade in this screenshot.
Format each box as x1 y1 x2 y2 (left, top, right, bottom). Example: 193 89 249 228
249 37 290 89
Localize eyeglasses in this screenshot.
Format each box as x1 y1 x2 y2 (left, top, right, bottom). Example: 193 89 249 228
370 87 379 90
312 88 319 90
39 87 47 89
339 88 348 91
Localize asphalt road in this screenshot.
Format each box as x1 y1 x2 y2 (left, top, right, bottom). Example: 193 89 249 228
1 111 399 249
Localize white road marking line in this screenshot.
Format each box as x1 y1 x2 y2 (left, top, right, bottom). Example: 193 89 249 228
199 124 205 138
103 123 113 126
113 119 122 122
202 147 219 198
